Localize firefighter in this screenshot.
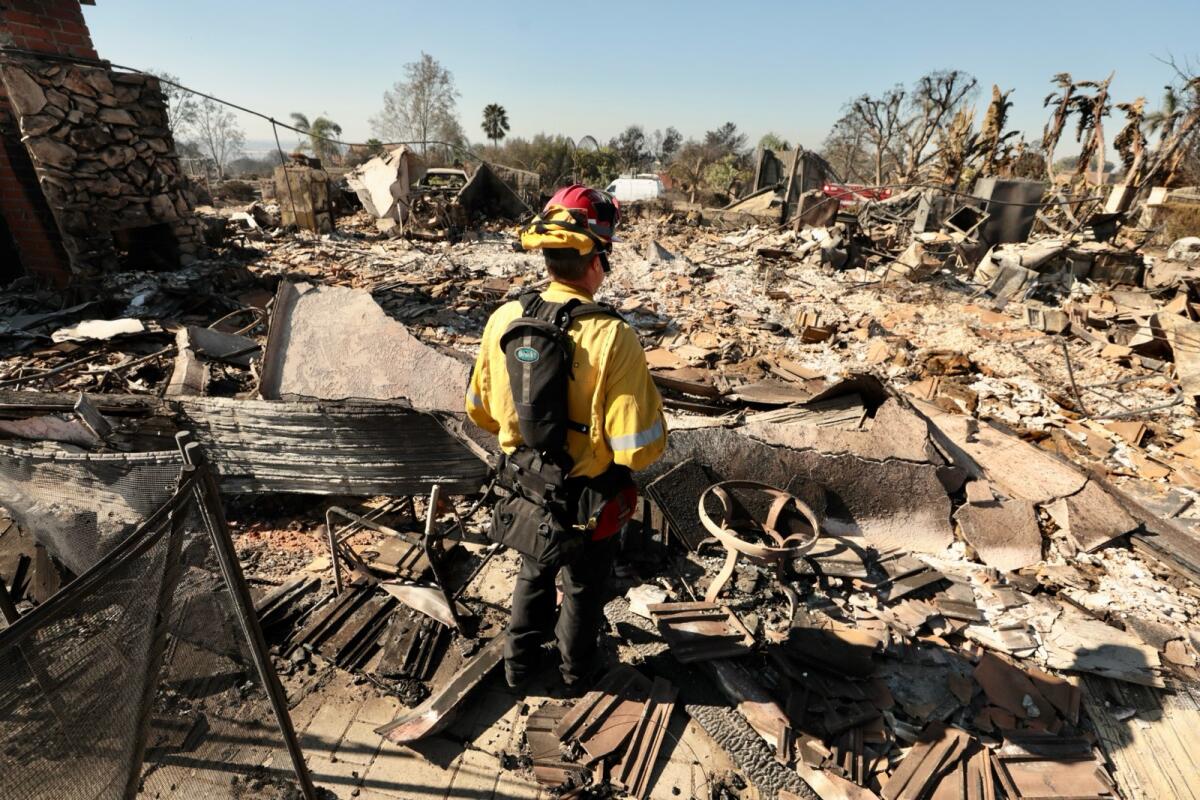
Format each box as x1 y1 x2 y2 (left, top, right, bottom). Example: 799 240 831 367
466 184 667 692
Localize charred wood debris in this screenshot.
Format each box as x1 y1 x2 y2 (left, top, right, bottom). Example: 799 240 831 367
4 157 1200 800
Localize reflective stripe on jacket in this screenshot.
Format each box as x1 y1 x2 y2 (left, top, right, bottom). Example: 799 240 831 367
466 281 667 478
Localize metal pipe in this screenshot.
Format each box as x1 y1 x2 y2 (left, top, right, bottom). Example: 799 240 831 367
324 501 419 594
325 507 344 595
0 576 18 625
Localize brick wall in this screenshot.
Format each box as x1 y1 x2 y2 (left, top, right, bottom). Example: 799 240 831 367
0 0 98 286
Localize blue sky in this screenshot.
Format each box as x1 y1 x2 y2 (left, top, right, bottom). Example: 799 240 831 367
84 0 1198 155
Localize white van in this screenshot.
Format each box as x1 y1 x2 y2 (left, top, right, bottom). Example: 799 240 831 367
605 174 665 203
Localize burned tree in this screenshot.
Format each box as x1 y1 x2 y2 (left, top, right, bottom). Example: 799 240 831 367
1041 73 1076 181
847 85 905 186
822 111 873 183
190 97 245 180
1072 73 1114 184
371 52 460 156
841 70 978 186
896 70 979 180
930 84 1019 189
1114 97 1148 184
976 84 1018 176
668 140 718 203
1138 55 1200 188
931 107 972 188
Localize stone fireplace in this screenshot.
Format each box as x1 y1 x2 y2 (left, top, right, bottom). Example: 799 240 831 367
0 56 205 282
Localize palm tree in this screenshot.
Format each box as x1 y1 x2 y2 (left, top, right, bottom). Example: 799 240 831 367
1145 86 1183 143
290 112 344 166
481 103 510 148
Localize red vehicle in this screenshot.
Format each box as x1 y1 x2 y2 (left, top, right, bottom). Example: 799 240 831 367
822 182 892 206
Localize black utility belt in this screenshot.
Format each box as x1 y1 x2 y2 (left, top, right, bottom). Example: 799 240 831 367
488 448 632 567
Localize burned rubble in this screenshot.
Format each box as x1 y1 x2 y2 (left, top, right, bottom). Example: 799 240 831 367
5 166 1200 799
3 24 1200 800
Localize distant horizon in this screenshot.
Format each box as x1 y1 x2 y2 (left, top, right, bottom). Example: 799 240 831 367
85 0 1199 162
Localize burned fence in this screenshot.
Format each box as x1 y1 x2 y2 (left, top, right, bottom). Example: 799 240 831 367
0 448 315 800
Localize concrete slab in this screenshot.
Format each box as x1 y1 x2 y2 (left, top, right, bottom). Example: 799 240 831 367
307 754 366 797
1045 479 1139 553
357 694 403 726
259 281 470 412
912 398 1087 504
336 719 384 766
300 696 362 757
955 495 1043 572
651 426 955 554
362 743 459 798
448 748 508 798
745 397 937 463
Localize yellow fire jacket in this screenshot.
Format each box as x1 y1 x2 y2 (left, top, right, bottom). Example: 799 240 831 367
466 281 667 478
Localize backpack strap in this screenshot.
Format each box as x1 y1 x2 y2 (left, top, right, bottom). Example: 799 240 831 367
518 292 576 332
565 302 623 323
518 292 622 329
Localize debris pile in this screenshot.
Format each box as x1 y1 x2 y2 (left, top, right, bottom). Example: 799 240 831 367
3 163 1200 800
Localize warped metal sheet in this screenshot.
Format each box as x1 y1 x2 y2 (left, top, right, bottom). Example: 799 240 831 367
375 634 504 744
0 391 487 497
173 396 487 495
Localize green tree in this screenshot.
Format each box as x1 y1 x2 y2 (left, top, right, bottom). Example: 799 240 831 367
481 103 510 148
290 112 343 166
704 153 746 200
659 127 683 161
610 125 648 172
758 132 791 152
574 146 620 187
704 122 748 155
1146 85 1184 141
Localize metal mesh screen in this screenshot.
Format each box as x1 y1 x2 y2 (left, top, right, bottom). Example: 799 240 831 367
0 454 311 800
135 496 303 800
0 471 190 800
0 444 184 574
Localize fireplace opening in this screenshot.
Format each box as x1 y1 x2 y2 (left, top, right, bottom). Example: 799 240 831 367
0 212 24 284
112 222 180 271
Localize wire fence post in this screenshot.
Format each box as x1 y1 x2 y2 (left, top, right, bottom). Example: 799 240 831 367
271 118 307 239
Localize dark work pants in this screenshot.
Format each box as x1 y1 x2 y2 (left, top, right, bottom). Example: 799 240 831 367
505 535 617 685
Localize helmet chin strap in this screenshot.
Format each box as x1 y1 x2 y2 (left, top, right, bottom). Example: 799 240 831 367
599 252 611 273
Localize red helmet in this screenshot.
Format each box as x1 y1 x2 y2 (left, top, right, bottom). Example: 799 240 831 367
543 184 621 249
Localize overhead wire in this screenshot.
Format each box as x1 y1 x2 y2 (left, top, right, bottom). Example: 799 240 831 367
0 46 484 161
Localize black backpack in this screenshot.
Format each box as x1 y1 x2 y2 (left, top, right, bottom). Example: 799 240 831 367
498 292 621 468
487 292 625 566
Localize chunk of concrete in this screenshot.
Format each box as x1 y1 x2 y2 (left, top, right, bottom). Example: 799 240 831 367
745 397 938 463
1043 602 1162 686
1154 313 1200 399
1044 480 1139 553
954 495 1042 572
912 399 1087 505
258 282 469 413
1166 236 1200 262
